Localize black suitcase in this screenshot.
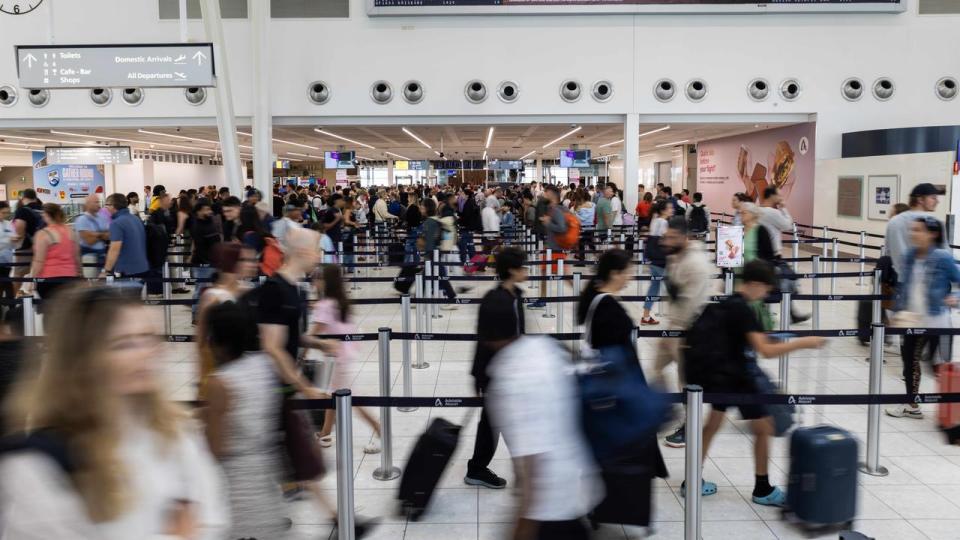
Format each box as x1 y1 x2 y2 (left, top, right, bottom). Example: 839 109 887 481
398 417 462 520
784 426 858 532
840 532 875 540
590 463 653 528
388 241 405 265
393 264 419 295
856 300 871 345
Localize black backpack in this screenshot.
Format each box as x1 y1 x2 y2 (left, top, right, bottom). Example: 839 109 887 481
144 221 169 268
688 205 708 233
683 301 748 389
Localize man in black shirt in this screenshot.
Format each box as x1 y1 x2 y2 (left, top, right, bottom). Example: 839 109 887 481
465 247 528 490
11 189 43 279
321 193 344 248
220 196 242 242
190 200 222 321
689 260 824 507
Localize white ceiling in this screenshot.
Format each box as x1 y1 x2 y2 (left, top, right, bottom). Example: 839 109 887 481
0 122 799 163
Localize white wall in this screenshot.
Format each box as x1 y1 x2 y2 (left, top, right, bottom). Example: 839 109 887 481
0 0 958 163
107 159 243 197
813 151 955 237
0 151 33 167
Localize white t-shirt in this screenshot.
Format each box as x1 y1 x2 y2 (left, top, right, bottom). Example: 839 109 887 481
488 336 603 521
650 216 668 237
610 196 623 226
481 206 501 236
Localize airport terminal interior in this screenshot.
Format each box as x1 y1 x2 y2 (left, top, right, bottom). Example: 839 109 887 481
1 0 960 539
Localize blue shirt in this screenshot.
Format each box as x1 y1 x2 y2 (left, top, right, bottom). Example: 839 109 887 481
109 208 149 275
75 211 109 251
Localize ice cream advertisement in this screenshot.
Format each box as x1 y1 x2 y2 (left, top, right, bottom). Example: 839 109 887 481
697 123 815 226
716 225 744 268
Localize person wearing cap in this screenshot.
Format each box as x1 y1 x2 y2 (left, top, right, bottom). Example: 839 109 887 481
884 182 942 280
464 247 527 491
272 203 304 252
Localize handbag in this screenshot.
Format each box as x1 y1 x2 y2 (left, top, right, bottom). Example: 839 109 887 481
745 361 795 437
577 293 670 464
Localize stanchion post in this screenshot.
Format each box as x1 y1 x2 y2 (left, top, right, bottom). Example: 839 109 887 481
413 274 428 369
778 292 791 391
432 250 443 319
821 225 829 258
399 295 416 412
162 262 172 336
724 270 734 296
859 322 890 477
858 231 866 286
630 326 639 358
373 328 401 481
872 268 882 325
543 248 555 319
684 385 703 540
22 296 35 337
792 225 800 272
573 272 582 360
636 246 644 296
334 389 356 540
831 238 839 295
812 256 820 331
556 258 565 331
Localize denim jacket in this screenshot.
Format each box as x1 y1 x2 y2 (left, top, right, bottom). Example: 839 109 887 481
895 248 960 315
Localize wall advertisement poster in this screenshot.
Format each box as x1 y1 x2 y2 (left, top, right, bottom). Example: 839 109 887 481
31 151 105 204
716 225 744 268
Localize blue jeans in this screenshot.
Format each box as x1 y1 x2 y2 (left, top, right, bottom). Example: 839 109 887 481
405 226 422 264
643 265 665 311
458 230 476 264
191 265 214 321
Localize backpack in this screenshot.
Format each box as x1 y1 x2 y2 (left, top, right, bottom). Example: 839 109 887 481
556 210 580 250
688 204 708 233
683 301 749 389
260 236 283 277
144 221 169 268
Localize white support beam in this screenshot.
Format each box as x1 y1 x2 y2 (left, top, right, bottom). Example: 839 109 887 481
200 0 243 197
250 0 273 198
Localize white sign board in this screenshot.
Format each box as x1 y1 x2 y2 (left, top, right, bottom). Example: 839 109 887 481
16 44 215 89
46 146 132 165
0 185 7 202
716 225 744 268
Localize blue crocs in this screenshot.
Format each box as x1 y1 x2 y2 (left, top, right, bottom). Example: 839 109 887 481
752 486 787 507
680 480 718 498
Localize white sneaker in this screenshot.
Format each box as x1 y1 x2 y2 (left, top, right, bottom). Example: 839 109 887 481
885 405 923 419
364 440 382 454
440 304 459 311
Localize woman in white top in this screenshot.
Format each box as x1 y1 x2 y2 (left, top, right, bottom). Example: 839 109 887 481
481 196 501 252
1 286 226 539
0 202 18 302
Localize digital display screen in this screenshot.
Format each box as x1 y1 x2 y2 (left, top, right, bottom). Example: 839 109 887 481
324 151 355 169
369 0 903 15
490 160 523 170
560 149 591 168
45 146 131 165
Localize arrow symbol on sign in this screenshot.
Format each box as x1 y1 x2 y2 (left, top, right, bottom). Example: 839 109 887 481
22 53 38 69
192 50 207 66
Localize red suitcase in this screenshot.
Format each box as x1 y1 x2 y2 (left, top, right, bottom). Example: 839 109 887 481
939 363 960 444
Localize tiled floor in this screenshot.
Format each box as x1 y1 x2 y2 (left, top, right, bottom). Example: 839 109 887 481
156 260 960 539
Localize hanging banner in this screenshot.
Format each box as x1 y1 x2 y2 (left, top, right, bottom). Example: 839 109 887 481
716 225 744 268
32 151 106 204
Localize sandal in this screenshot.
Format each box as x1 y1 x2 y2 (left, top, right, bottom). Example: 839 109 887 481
363 440 382 454
680 479 718 497
317 434 333 448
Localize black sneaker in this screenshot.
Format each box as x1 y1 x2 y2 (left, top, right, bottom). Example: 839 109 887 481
464 468 507 489
664 425 686 448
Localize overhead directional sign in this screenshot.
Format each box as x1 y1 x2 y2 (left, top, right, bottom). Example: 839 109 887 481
45 146 132 165
15 43 215 89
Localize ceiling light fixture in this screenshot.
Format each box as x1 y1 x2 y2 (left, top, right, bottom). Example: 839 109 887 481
655 139 690 148
402 127 432 149
357 155 375 161
639 125 671 138
519 150 537 159
1 133 109 146
542 126 582 149
385 151 411 160
485 127 495 149
285 157 303 162
138 129 254 150
599 139 624 148
313 128 376 150
287 152 312 157
639 153 655 158
50 130 217 154
236 131 321 150
482 150 487 160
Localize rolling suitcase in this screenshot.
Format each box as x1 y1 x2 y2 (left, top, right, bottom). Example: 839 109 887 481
938 363 960 445
388 241 405 265
590 462 654 528
398 417 463 520
784 426 858 532
463 254 488 274
856 300 871 346
393 264 419 295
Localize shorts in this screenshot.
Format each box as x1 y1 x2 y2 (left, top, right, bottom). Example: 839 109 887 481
549 251 567 275
711 401 767 421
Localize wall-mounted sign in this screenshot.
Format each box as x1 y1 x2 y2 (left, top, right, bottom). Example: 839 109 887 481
716 225 744 268
32 151 105 203
837 176 863 218
46 146 132 165
867 175 899 221
369 0 904 16
16 43 215 89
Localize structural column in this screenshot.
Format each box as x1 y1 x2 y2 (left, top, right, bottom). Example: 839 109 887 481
250 0 273 198
201 0 243 196
623 113 640 212
387 159 395 186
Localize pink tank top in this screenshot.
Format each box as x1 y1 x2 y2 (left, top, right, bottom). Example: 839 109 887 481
38 224 78 278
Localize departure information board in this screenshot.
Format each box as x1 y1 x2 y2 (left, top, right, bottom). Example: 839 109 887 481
45 146 132 165
369 0 904 15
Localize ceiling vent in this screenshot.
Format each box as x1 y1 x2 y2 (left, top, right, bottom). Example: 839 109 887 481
592 80 613 102
27 88 50 107
308 81 330 105
465 80 487 104
779 79 802 101
90 87 112 106
121 87 144 106
872 77 895 101
653 79 676 102
747 78 769 101
370 81 393 104
184 87 207 105
841 78 864 102
402 80 424 104
936 76 958 101
685 79 707 102
498 81 519 103
560 79 582 102
0 86 17 107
